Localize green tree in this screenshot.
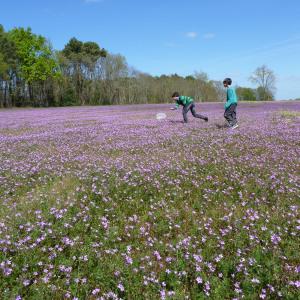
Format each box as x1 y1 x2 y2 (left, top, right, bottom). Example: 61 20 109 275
256 86 274 101
61 37 106 105
236 87 257 101
185 75 195 80
0 52 8 107
0 52 7 74
8 27 60 106
0 25 19 107
0 25 9 79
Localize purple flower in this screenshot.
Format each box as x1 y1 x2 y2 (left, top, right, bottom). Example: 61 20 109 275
23 279 30 286
271 234 281 245
196 276 203 284
92 288 100 295
125 255 133 265
251 278 260 284
117 283 125 292
289 281 300 288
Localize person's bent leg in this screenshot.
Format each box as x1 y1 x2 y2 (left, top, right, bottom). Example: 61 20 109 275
191 103 208 121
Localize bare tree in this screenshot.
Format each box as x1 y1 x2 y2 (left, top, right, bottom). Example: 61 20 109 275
211 80 226 102
249 65 276 100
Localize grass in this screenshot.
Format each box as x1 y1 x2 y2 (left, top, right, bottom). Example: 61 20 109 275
279 110 300 119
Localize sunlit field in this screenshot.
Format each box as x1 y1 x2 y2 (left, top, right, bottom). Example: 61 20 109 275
0 102 299 300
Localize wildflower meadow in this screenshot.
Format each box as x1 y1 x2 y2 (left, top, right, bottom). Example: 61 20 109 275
0 102 299 299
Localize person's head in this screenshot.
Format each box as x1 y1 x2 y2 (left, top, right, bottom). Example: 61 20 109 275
172 92 180 100
223 78 232 87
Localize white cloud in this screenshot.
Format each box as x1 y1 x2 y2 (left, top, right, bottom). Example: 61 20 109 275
203 33 216 39
186 32 198 39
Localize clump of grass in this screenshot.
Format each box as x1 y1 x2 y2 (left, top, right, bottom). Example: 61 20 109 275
279 110 300 119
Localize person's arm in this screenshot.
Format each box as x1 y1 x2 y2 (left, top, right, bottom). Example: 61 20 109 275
170 99 180 110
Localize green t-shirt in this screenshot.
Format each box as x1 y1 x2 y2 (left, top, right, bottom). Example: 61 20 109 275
225 87 238 109
175 96 194 108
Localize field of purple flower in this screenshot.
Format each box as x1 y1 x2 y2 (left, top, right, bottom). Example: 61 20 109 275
0 102 299 299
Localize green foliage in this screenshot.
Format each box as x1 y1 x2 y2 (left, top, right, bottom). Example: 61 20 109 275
60 37 107 104
0 52 8 78
256 86 274 101
62 37 106 67
236 87 257 101
60 87 78 106
185 75 195 80
0 25 17 79
8 27 59 83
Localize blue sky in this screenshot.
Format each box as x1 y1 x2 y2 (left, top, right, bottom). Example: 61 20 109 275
1 0 300 99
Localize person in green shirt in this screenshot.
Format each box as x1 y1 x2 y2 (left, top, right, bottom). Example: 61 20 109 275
223 78 238 129
170 92 208 123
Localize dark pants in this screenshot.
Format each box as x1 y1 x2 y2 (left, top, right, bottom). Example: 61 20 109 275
183 103 207 123
224 104 237 126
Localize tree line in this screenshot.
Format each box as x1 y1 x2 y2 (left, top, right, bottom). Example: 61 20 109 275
0 25 277 108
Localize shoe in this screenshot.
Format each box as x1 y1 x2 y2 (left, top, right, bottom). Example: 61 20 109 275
231 124 239 129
